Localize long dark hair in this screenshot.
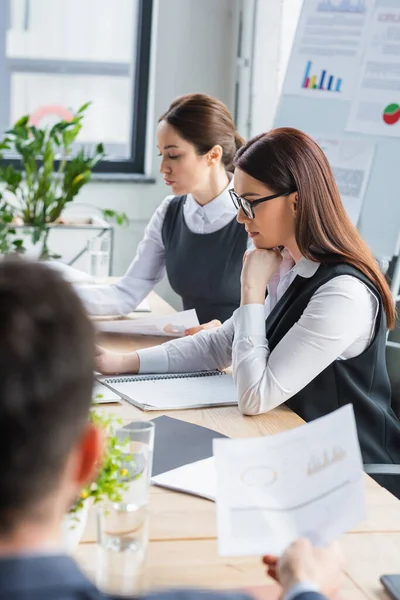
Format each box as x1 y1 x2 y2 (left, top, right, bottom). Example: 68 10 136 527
159 93 244 172
234 128 395 329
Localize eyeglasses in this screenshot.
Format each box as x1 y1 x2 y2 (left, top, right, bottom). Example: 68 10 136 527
229 189 294 220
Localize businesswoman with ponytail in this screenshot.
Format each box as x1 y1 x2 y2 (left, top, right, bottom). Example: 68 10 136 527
77 94 249 330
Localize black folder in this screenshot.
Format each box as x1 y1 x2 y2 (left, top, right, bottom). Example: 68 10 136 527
123 415 227 476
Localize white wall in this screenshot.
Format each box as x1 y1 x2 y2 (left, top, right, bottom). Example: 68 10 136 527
76 0 240 309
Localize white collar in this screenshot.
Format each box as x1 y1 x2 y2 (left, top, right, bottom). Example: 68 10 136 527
281 248 320 279
184 174 235 224
293 257 320 278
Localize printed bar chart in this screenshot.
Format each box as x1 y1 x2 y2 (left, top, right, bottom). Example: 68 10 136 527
317 0 366 13
302 61 342 92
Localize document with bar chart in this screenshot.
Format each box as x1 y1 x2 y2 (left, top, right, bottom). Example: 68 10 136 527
283 0 371 100
214 405 365 557
314 135 375 225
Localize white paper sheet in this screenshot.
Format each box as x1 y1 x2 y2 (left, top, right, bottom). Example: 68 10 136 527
99 372 236 411
45 262 151 312
134 298 151 312
213 405 365 557
314 135 375 224
152 457 216 500
92 381 121 404
346 0 400 137
283 0 370 101
95 309 199 337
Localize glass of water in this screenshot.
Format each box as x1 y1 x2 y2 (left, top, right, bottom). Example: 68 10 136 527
96 420 154 596
87 235 110 280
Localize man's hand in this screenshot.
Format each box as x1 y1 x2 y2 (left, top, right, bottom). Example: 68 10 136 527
185 319 222 336
263 539 344 599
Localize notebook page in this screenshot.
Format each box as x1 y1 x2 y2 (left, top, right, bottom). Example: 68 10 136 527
152 457 216 501
93 381 121 404
108 373 237 410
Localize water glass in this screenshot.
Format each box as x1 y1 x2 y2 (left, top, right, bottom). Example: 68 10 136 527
87 235 110 279
96 421 154 596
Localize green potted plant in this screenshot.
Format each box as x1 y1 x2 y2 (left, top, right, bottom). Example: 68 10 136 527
62 406 132 552
0 103 127 259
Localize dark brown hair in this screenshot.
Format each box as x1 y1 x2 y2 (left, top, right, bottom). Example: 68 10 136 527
234 127 395 329
159 93 244 172
0 256 95 531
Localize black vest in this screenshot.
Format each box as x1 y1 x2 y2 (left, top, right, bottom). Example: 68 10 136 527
265 262 400 498
161 196 248 324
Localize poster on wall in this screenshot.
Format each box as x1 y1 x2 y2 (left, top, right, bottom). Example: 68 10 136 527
314 135 376 225
346 1 400 137
283 0 371 101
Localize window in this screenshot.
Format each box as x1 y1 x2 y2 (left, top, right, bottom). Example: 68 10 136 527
0 0 153 174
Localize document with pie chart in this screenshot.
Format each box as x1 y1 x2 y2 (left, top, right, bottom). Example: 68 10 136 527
346 0 400 137
213 405 365 556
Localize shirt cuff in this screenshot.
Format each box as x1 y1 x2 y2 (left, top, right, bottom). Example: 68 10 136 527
233 303 266 338
137 346 169 373
284 581 320 600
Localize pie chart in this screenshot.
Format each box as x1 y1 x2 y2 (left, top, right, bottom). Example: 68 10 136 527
241 466 277 488
382 103 400 126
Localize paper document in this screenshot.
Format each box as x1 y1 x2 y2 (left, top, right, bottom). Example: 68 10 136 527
134 298 151 312
45 262 151 312
314 135 375 225
282 0 370 101
346 0 400 137
214 405 365 557
93 381 121 404
95 309 199 337
152 457 216 501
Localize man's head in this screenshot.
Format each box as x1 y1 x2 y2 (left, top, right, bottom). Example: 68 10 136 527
0 256 100 536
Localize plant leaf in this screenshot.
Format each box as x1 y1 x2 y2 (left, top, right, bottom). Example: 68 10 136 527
77 101 91 114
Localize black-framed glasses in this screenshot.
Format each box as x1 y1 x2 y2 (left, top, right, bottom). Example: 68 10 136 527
229 189 294 220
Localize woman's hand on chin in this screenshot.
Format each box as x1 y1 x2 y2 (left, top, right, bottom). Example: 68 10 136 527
241 248 282 304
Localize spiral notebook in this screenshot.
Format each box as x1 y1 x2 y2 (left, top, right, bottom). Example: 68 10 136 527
96 371 237 411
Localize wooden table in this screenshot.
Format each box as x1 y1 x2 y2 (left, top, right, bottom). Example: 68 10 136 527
77 291 400 599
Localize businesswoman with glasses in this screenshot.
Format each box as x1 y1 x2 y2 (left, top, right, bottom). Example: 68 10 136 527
96 127 400 498
76 93 250 331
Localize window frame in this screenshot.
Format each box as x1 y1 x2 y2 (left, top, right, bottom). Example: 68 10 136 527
0 0 153 175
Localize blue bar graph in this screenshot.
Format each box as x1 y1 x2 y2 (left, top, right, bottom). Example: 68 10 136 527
302 61 312 88
301 61 343 93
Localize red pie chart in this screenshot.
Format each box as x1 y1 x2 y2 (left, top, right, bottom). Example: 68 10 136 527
383 103 400 126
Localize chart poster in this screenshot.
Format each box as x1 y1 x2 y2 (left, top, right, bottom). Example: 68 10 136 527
346 1 400 136
283 0 371 101
314 135 376 225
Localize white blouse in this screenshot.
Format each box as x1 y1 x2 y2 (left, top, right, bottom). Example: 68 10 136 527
137 251 379 415
76 184 252 316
